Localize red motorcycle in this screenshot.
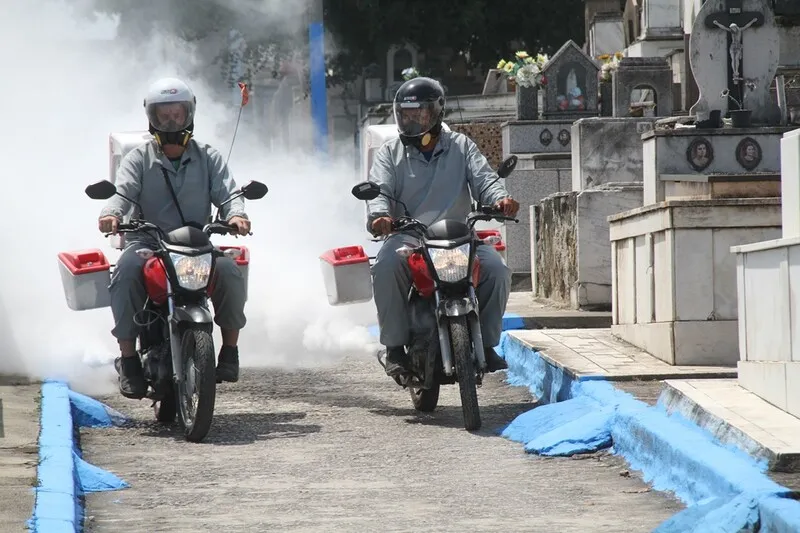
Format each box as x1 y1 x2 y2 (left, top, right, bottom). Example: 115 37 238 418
78 178 267 442
348 155 518 431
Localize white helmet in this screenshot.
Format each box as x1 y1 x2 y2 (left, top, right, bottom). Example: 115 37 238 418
143 77 196 146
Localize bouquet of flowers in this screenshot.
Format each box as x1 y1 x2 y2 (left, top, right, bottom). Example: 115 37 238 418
402 67 422 81
497 51 549 89
598 52 624 83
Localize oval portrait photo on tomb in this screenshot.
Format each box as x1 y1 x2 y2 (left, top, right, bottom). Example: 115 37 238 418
736 137 762 171
686 137 714 172
558 129 571 147
540 128 553 146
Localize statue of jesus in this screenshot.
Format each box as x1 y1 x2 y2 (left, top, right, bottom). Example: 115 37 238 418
713 18 758 83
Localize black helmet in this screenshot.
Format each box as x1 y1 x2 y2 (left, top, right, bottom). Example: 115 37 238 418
393 77 445 142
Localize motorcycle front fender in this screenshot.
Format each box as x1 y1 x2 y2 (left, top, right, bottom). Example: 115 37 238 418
436 297 475 317
170 304 213 325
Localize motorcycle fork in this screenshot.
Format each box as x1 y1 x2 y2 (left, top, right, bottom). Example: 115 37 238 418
434 291 455 377
434 287 485 379
166 279 184 388
467 286 487 372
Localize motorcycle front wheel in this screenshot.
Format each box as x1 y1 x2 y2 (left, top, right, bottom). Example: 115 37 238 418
450 316 481 431
177 324 217 442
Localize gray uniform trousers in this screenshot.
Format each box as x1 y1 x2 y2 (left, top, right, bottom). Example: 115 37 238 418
372 233 511 348
109 243 247 340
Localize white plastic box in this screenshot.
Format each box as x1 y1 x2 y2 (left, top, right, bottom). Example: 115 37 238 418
320 246 373 305
218 245 250 300
475 229 508 263
57 249 112 311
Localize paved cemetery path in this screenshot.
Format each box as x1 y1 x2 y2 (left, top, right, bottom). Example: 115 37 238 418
82 356 682 532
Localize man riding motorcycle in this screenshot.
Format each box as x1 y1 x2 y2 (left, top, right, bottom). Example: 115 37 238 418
97 77 252 399
367 76 520 378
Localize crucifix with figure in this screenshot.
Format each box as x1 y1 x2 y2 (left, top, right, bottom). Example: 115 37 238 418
704 0 764 108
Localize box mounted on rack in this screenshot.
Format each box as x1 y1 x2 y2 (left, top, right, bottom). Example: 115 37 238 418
320 246 373 305
57 249 112 311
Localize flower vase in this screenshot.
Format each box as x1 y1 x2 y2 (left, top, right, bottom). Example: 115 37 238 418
600 81 613 116
515 85 538 121
730 109 753 128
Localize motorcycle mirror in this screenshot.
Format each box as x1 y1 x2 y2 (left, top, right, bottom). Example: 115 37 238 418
497 155 518 179
351 181 382 201
241 180 269 200
85 180 118 200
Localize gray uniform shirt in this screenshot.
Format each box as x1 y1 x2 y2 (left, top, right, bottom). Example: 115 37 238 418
366 130 510 230
100 139 247 240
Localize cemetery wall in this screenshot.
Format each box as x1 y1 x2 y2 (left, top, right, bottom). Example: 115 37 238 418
449 121 504 169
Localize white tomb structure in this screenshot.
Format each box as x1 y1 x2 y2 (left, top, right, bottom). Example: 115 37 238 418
608 0 790 366
731 127 800 418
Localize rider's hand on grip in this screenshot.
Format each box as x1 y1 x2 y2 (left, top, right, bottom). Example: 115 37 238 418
98 216 119 235
228 216 251 236
371 216 394 236
495 197 520 218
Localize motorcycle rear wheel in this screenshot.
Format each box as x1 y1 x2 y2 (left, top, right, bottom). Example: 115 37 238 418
451 316 481 431
154 385 177 423
410 382 440 412
177 324 217 442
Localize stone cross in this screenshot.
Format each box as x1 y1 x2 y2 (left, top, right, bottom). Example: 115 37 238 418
689 0 779 124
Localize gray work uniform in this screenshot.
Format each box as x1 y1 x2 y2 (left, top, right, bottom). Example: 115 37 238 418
99 139 249 341
367 130 512 348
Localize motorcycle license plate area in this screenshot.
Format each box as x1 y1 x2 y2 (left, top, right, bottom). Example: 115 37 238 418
57 249 112 311
319 245 373 305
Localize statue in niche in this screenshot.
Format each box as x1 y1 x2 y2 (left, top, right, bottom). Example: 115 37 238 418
555 61 587 111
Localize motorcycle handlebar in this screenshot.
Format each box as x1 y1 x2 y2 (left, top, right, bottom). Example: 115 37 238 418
109 220 246 238
205 222 235 235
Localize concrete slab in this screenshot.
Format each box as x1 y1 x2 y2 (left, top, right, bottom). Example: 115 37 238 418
505 292 612 329
0 383 40 532
660 379 800 473
508 328 737 381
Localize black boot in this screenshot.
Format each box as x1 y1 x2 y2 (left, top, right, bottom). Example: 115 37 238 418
384 346 410 377
114 356 146 399
216 345 239 383
484 346 508 373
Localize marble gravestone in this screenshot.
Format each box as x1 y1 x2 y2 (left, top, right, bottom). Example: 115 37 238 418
689 0 780 124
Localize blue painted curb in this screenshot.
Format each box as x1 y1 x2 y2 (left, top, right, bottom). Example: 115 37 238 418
496 332 800 532
28 381 130 533
367 312 525 339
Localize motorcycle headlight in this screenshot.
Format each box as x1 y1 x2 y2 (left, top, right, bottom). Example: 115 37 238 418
168 253 212 290
428 243 471 282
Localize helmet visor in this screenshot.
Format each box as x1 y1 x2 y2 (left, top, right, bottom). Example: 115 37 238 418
394 101 438 137
146 101 194 133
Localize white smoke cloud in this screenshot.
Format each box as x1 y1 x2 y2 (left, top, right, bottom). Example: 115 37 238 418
0 0 379 396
